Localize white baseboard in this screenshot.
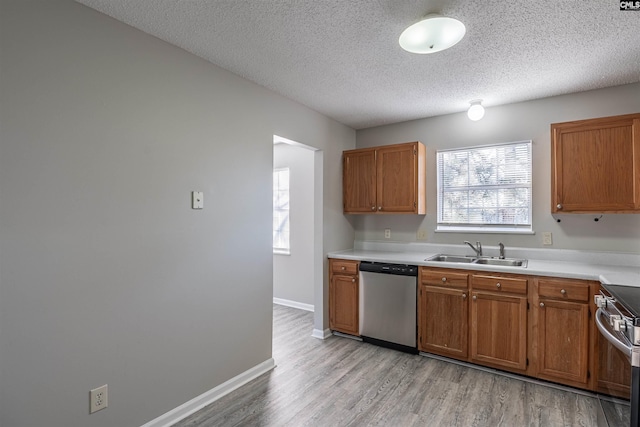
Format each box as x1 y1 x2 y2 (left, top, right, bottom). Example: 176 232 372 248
140 358 276 427
273 297 314 312
311 328 332 340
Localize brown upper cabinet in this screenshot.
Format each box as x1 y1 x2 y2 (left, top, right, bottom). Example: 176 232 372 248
551 113 640 213
343 141 426 214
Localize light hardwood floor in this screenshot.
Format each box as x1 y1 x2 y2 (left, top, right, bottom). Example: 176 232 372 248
174 304 629 427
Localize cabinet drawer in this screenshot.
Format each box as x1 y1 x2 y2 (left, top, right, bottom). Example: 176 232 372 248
421 268 469 289
538 279 590 302
472 274 527 295
331 260 359 275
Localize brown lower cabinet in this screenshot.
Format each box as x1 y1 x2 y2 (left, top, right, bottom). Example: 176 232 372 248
417 267 628 395
532 277 595 390
329 259 359 335
418 268 469 360
470 273 528 373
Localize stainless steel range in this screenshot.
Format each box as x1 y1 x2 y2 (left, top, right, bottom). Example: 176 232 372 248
595 284 640 427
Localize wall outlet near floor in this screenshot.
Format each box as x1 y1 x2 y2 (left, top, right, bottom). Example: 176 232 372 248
384 229 391 239
90 384 108 414
542 232 553 246
417 230 428 240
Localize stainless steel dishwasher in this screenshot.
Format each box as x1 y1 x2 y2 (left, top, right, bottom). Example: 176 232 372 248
358 261 418 354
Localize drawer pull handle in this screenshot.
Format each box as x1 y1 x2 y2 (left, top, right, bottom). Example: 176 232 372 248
540 302 545 308
496 283 501 288
472 295 477 301
462 293 467 299
560 289 566 294
341 266 346 270
442 277 447 282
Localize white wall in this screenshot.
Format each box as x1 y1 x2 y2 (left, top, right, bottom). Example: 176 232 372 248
0 1 355 426
273 143 315 307
355 83 640 254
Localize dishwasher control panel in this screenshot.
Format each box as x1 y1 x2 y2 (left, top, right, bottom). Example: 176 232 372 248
359 262 418 277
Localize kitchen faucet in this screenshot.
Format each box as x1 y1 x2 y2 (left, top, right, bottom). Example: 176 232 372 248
463 241 482 257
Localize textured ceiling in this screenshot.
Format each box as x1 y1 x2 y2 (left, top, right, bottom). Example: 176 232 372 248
75 0 640 129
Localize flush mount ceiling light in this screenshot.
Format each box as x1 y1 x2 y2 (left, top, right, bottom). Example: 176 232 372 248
399 14 466 54
467 99 485 121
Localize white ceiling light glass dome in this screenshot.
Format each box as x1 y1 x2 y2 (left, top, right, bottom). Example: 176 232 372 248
399 14 466 54
467 99 485 121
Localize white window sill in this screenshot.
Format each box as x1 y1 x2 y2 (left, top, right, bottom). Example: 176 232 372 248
436 227 535 235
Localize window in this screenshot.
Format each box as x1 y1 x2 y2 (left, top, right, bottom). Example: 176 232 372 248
436 140 532 233
273 168 290 254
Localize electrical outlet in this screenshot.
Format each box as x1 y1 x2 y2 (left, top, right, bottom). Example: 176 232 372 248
384 229 391 239
542 232 553 246
417 230 428 240
90 384 108 414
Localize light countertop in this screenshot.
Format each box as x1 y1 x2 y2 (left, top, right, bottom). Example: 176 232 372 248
328 243 640 287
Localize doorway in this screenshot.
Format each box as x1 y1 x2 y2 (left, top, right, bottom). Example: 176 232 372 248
272 135 322 317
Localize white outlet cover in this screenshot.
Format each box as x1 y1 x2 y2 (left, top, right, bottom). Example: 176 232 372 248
90 384 108 414
192 191 204 209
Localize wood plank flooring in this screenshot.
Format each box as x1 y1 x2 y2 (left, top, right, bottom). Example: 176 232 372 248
174 304 629 427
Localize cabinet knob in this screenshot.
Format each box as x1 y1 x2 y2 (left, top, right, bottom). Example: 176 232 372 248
540 302 545 308
496 283 501 288
441 277 447 282
341 266 346 270
371 206 376 211
560 289 566 295
472 295 477 301
557 204 563 210
462 293 467 299
378 206 382 211
352 278 355 283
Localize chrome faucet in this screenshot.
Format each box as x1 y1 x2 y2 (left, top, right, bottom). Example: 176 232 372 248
498 242 505 259
463 241 482 257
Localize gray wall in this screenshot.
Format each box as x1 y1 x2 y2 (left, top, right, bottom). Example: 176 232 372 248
273 143 315 307
355 83 640 254
0 1 355 426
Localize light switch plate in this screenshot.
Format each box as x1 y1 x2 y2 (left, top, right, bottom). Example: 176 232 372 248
542 232 553 245
384 229 391 239
192 191 204 209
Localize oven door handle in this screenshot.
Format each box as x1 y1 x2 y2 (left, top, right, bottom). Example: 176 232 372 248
595 308 632 358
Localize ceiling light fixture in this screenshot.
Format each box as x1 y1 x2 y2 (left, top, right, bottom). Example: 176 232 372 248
467 99 485 121
399 14 466 54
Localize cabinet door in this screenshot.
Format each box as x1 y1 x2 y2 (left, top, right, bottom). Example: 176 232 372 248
343 149 376 213
536 299 590 386
329 274 359 335
597 332 631 399
470 291 527 372
551 114 640 212
376 143 421 213
418 285 468 360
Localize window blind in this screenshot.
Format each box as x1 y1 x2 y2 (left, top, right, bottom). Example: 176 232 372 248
437 141 532 231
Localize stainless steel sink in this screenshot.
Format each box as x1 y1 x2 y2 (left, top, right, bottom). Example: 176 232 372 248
426 254 476 263
473 258 528 267
426 254 528 268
